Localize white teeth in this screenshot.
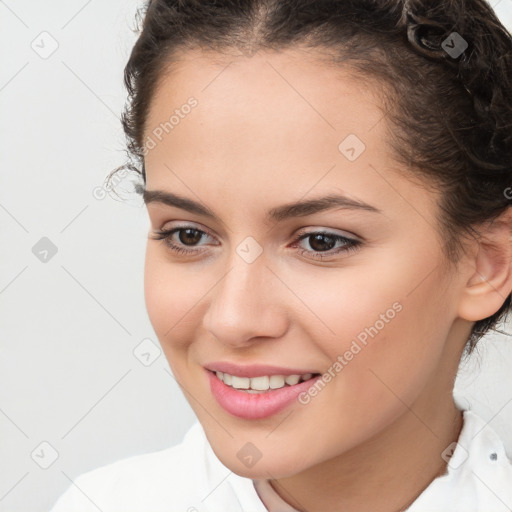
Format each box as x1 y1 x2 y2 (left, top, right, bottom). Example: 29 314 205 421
269 375 285 389
215 371 315 391
250 376 270 390
285 374 300 386
231 376 250 389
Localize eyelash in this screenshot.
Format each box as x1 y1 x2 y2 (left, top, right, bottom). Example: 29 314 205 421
150 226 362 261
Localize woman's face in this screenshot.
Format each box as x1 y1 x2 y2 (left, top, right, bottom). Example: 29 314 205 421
142 48 470 478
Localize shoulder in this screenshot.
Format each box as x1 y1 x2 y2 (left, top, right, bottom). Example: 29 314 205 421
49 422 212 512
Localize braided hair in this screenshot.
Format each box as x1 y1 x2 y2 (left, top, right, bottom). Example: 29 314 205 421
110 0 512 353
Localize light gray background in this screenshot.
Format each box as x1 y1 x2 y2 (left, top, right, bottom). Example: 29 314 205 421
1 1 512 511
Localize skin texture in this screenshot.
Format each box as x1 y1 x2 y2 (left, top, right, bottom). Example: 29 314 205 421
142 47 512 512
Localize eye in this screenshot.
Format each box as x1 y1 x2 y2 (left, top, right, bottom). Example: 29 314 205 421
150 226 216 255
290 230 362 261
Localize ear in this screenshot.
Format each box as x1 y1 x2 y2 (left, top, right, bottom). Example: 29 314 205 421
457 208 512 322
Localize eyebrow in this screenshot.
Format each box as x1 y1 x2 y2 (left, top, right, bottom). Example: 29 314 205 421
141 188 382 222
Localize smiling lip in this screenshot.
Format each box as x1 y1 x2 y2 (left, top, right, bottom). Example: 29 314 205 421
205 368 321 420
204 361 318 378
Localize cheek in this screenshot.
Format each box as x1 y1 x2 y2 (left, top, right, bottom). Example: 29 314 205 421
288 250 452 401
274 259 453 459
143 246 204 352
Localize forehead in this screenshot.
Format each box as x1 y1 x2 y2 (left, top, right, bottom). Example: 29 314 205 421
142 48 435 222
146 49 385 163
146 48 386 140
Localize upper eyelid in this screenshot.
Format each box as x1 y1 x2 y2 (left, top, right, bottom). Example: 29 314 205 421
294 226 360 241
159 221 215 236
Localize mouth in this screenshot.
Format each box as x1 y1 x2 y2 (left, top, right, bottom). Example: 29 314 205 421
205 367 322 420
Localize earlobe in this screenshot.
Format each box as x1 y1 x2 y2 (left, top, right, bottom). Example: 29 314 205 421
457 210 512 322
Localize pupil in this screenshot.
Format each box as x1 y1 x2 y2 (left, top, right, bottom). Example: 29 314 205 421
180 228 202 245
310 234 335 252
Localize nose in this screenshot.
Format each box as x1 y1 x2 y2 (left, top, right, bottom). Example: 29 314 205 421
202 251 289 348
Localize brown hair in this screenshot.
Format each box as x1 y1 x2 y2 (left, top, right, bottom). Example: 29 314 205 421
109 0 512 354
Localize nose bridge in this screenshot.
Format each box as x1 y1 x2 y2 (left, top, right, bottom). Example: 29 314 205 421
223 255 262 309
203 244 288 345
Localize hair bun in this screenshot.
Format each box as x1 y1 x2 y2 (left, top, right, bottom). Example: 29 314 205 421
405 9 481 106
405 11 452 58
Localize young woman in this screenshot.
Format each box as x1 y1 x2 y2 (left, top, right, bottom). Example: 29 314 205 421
50 1 512 510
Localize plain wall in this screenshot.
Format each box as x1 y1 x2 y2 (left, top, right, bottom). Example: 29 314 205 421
1 1 512 511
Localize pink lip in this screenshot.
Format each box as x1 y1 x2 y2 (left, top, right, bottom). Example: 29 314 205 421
206 369 321 420
204 361 318 378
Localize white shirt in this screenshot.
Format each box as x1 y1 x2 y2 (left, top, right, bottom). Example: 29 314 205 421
49 408 512 512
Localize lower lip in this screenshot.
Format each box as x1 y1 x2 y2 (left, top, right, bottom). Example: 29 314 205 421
206 370 321 420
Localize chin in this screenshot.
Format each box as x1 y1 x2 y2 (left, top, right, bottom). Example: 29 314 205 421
212 443 313 480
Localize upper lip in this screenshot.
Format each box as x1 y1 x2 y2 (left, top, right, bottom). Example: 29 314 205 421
204 362 319 378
